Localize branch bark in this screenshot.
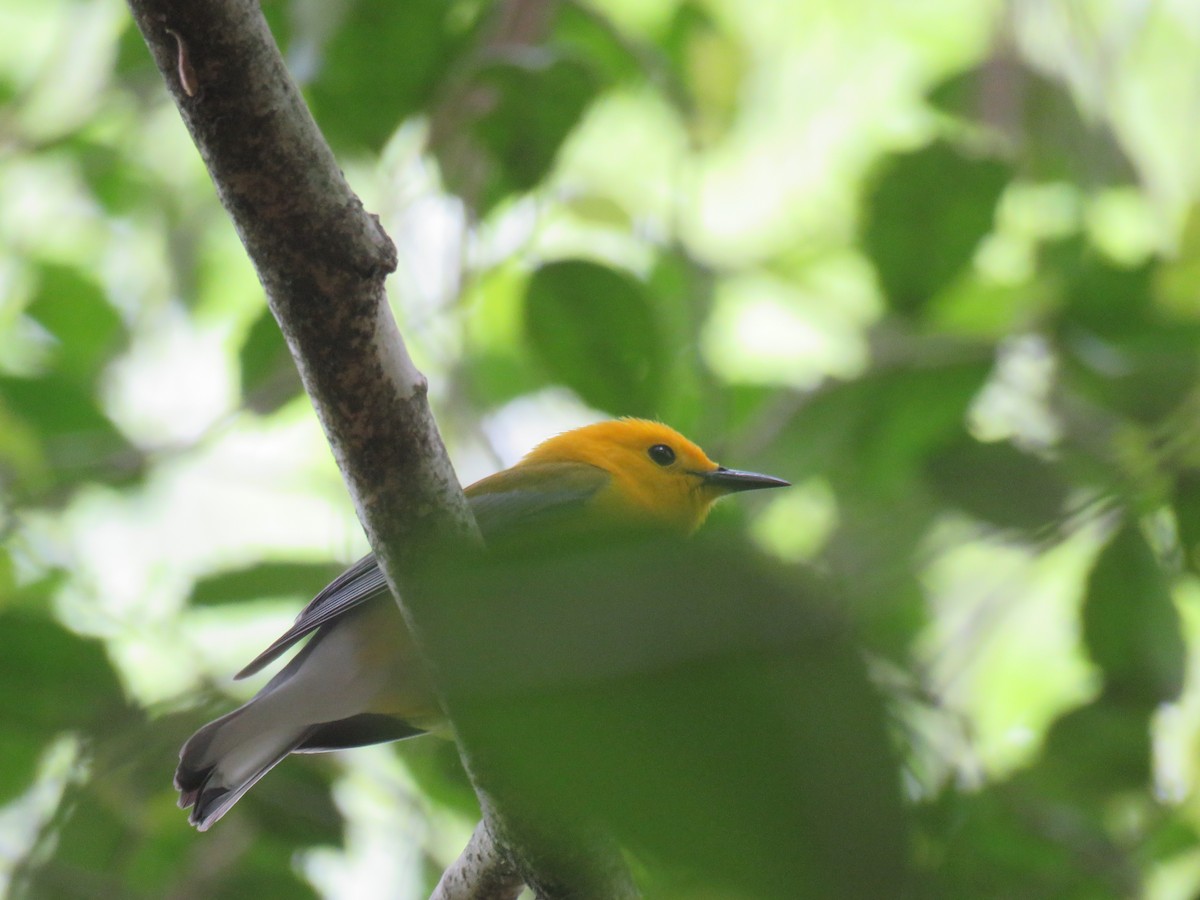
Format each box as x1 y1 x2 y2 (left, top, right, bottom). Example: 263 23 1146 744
124 1 629 896
431 819 523 900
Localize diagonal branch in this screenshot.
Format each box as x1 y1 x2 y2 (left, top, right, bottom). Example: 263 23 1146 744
126 0 475 566
124 0 532 895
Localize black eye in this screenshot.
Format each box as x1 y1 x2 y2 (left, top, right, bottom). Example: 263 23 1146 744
648 444 676 466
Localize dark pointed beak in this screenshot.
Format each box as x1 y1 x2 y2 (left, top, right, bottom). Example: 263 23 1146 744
703 466 790 493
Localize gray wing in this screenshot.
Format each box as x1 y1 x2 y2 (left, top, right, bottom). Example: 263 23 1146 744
234 462 609 680
234 553 389 679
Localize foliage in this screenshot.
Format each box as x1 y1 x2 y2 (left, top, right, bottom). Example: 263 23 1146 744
4 0 1200 897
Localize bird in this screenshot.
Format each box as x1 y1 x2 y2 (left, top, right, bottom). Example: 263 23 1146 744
175 418 789 830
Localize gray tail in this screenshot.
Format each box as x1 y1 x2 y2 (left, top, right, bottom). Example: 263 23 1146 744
174 707 309 831
175 709 424 830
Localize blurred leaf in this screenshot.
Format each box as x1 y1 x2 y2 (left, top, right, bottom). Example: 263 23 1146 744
463 349 546 410
396 737 479 818
1034 701 1152 803
0 373 141 490
422 532 910 898
0 613 127 802
113 14 160 82
524 260 665 416
863 141 1011 315
25 263 124 382
1050 238 1155 338
772 359 992 493
660 2 744 143
239 755 343 846
0 373 114 437
552 3 643 87
1049 241 1200 424
72 136 159 215
1173 470 1200 575
925 437 1068 531
921 779 1135 899
306 0 475 153
19 783 322 900
189 560 346 606
238 306 303 414
1156 205 1200 318
432 54 598 215
922 697 1154 897
1061 326 1200 426
930 57 1136 186
1082 521 1185 706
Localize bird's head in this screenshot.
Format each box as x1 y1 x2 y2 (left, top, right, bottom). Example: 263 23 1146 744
522 419 789 534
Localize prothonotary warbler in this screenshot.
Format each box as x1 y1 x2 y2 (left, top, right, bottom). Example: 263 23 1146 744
175 419 788 830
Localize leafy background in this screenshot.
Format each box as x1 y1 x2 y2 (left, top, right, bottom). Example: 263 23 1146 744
3 0 1200 896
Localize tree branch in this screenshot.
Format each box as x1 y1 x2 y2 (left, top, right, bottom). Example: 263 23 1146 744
124 0 598 896
125 0 475 565
431 819 523 900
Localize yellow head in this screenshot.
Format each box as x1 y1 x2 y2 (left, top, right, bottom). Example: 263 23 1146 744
520 419 789 534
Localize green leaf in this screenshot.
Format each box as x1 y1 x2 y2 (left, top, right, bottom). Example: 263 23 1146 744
306 0 475 153
0 373 140 491
74 137 160 215
1082 521 1185 706
190 560 346 606
238 306 303 414
463 349 546 410
551 3 643 87
925 437 1068 531
1035 701 1152 803
25 264 124 383
421 532 910 898
769 360 992 495
1048 241 1200 423
524 260 664 416
0 613 127 802
660 2 745 144
922 778 1134 899
1049 238 1156 339
1173 471 1200 575
930 59 1136 187
863 141 1011 315
432 54 599 215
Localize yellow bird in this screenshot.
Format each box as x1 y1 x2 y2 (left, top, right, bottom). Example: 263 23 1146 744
176 419 788 829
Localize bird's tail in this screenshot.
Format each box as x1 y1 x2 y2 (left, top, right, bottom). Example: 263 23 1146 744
174 702 309 831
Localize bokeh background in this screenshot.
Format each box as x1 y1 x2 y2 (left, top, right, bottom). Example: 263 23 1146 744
4 0 1200 896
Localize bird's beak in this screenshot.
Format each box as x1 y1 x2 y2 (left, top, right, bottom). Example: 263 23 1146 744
702 466 790 493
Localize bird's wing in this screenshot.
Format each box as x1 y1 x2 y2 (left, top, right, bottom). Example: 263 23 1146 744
466 460 610 536
235 553 389 679
234 460 610 680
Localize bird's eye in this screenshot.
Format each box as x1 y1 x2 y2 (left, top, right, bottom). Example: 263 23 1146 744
648 444 676 466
